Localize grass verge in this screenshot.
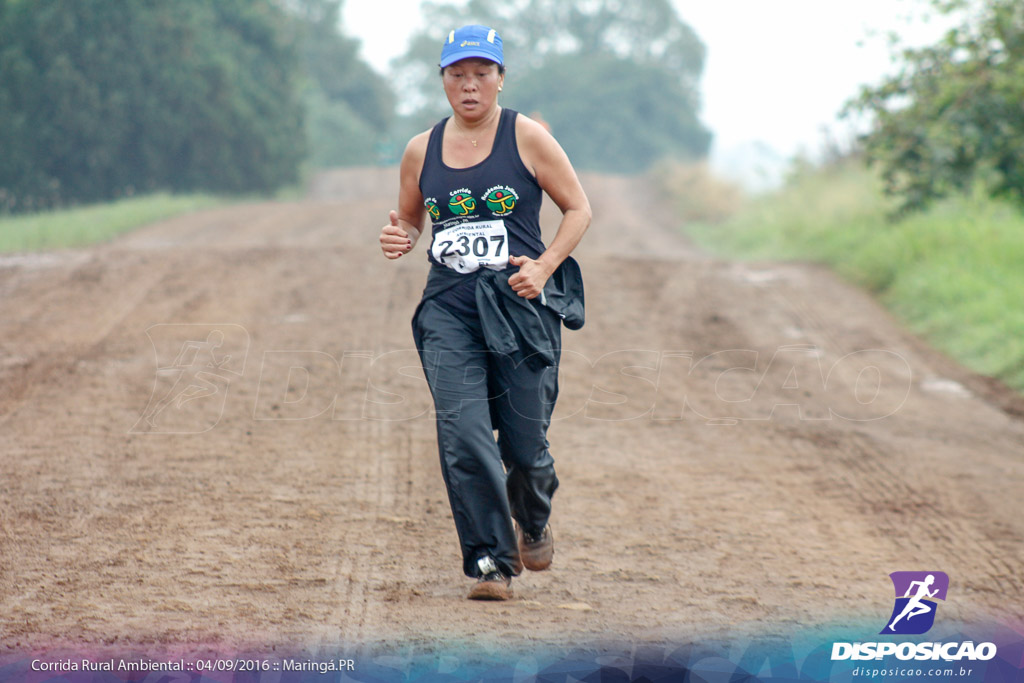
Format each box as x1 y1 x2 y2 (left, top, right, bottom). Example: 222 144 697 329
0 193 225 253
680 160 1024 393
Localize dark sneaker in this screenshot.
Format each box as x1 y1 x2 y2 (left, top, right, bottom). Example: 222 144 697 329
467 556 513 601
518 524 554 571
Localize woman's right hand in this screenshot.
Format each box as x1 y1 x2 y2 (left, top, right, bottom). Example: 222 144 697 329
380 210 415 260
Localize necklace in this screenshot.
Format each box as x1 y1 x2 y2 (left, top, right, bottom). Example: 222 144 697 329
452 112 498 148
452 119 479 147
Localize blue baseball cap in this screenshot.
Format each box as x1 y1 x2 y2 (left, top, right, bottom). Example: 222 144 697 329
440 25 503 68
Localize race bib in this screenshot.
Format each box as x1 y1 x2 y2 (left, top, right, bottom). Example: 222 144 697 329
430 219 509 274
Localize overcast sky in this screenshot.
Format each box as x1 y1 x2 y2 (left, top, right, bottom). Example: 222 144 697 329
343 0 946 169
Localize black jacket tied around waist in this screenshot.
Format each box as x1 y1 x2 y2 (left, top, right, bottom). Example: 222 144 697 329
412 256 584 369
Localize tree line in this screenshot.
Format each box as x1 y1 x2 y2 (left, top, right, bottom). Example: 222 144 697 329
0 0 717 214
0 0 393 213
4 0 1018 216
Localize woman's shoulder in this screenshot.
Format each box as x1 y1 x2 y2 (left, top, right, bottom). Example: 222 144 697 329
513 112 550 142
513 111 563 177
405 114 453 158
515 112 563 155
398 129 434 189
408 129 433 152
401 129 432 166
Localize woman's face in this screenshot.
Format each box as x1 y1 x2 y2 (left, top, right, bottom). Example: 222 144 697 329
442 58 504 120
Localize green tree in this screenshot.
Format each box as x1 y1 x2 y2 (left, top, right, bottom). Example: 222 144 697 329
0 0 306 212
846 0 1024 214
392 0 711 172
287 0 395 166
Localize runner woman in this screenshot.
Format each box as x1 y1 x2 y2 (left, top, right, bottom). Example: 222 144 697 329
379 24 591 600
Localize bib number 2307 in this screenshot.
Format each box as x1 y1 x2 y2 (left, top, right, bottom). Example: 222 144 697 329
431 219 508 274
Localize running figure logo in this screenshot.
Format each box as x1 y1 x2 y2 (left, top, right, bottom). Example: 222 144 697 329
881 571 949 635
448 188 476 216
424 197 441 221
131 324 249 434
484 185 518 215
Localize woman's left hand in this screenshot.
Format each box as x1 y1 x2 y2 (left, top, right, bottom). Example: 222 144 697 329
508 255 554 299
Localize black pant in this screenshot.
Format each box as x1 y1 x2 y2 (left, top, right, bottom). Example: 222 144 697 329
415 297 560 578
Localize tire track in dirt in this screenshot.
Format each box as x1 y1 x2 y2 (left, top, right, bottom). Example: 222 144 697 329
720 259 1024 593
0 254 173 424
698 260 1023 625
309 244 442 653
780 424 1023 626
838 430 1020 597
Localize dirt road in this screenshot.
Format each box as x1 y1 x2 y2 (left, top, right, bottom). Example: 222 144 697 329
1 168 1021 658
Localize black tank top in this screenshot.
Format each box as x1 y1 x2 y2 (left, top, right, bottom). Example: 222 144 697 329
419 108 545 316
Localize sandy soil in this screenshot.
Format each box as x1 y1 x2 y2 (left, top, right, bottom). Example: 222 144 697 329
1 168 1022 659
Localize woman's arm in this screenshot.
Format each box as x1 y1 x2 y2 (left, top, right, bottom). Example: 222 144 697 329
508 114 592 298
380 132 429 260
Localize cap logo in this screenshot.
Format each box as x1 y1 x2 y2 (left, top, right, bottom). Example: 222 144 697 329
440 25 503 67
